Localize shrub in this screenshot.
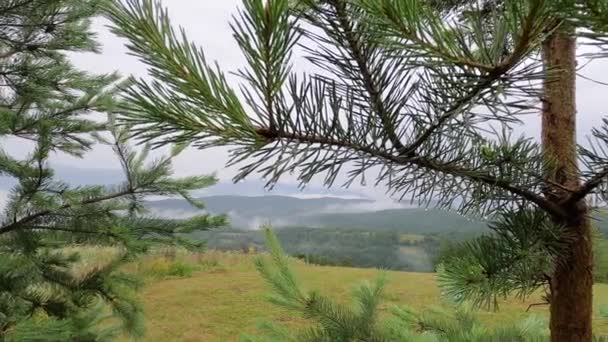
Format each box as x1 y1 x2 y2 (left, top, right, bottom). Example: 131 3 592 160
292 253 353 267
198 257 223 272
140 257 199 279
165 260 198 277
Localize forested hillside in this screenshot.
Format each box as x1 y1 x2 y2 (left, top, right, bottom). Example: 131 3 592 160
148 195 608 233
147 196 608 273
194 227 453 272
147 195 486 233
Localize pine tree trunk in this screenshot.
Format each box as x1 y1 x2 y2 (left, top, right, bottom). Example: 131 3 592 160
542 28 594 342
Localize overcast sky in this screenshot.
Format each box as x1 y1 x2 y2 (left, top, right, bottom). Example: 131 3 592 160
6 0 608 201
69 1 245 179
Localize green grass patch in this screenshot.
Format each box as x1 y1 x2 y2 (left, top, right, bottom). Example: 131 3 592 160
117 251 608 342
135 255 198 279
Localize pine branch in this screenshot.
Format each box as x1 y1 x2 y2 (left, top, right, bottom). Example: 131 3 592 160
0 0 36 17
437 208 566 309
231 0 299 132
401 76 492 157
360 1 498 72
255 127 564 217
108 0 560 217
28 225 118 237
399 0 546 156
0 189 134 235
327 0 406 152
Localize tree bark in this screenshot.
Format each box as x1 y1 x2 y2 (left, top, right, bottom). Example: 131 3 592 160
542 28 594 342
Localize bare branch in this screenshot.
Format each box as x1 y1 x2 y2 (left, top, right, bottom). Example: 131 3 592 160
566 166 608 204
526 301 549 312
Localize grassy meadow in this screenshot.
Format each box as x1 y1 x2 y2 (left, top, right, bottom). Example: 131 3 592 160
119 251 608 342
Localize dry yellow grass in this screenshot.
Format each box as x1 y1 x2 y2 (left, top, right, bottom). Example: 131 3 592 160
122 251 608 342
60 245 123 278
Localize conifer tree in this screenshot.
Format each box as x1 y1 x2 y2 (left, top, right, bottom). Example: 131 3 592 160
0 1 225 340
107 0 608 340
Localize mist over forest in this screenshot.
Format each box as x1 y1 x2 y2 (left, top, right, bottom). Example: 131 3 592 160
144 195 608 273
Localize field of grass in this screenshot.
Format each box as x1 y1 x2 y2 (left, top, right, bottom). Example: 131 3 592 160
124 251 608 342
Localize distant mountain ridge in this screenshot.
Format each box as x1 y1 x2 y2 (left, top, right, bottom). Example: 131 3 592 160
146 195 488 234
